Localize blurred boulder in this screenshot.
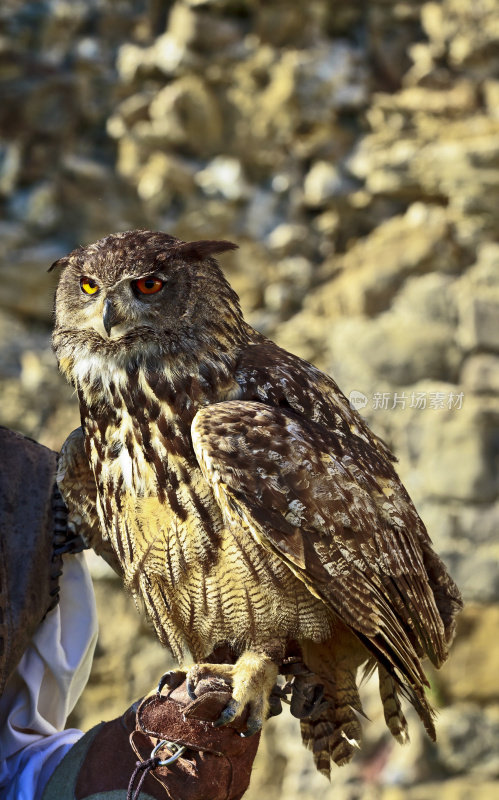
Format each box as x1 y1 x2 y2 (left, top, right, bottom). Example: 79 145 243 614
461 355 499 395
435 703 499 778
306 205 464 319
458 291 499 352
438 605 499 705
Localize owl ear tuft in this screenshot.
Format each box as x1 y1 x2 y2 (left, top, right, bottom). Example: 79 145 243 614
174 240 238 262
48 256 70 273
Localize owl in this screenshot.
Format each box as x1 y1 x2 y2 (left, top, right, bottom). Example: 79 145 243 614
52 230 462 776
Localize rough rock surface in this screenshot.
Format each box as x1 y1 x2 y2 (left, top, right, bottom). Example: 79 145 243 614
1 1 498 798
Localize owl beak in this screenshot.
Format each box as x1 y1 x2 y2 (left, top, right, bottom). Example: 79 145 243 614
103 298 119 337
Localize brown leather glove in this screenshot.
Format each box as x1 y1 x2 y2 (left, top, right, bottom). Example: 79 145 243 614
42 676 260 800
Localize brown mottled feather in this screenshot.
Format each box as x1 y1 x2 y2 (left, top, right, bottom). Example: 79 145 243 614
57 427 122 576
299 636 365 775
52 230 462 776
192 399 440 738
378 664 409 745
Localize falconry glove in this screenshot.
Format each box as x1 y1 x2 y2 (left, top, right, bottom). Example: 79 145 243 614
42 676 261 800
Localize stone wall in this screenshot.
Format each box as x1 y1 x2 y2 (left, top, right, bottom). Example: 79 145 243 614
1 1 498 798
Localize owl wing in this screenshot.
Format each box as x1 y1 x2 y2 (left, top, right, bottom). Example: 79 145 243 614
192 400 455 712
58 427 122 576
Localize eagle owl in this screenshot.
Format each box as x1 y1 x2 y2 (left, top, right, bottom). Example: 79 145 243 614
52 230 462 775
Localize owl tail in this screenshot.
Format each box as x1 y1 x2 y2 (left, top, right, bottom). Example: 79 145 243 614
297 638 366 778
377 663 409 744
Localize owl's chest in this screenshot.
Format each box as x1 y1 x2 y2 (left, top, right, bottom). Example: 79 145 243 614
86 416 334 659
88 420 224 576
86 401 195 499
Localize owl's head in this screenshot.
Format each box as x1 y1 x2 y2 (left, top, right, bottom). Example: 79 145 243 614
52 230 243 385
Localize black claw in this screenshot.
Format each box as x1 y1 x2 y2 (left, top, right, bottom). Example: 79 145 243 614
186 676 198 701
289 675 330 720
240 718 262 737
267 694 283 718
270 684 290 700
157 670 185 695
309 698 330 720
213 700 238 727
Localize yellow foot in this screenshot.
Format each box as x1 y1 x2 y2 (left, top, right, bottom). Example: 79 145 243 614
186 651 279 737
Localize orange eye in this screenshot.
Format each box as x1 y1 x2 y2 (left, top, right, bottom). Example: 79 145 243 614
80 277 99 295
134 277 164 295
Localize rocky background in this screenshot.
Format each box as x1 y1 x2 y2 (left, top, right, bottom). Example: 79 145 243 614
1 0 498 797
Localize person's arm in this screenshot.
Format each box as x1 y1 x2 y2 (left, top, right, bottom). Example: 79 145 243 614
0 553 98 800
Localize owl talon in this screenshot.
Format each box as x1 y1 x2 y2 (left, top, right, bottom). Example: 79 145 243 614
214 700 263 737
267 691 284 718
185 649 279 734
240 716 263 737
186 674 198 701
213 699 239 728
157 669 186 695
